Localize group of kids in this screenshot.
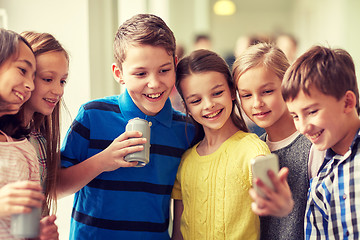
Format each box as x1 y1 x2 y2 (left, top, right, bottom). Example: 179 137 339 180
0 13 359 240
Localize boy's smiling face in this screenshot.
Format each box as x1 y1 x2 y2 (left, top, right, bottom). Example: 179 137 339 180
286 86 350 154
114 44 176 116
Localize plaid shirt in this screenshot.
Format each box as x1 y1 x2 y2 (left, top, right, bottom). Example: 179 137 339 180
305 129 360 240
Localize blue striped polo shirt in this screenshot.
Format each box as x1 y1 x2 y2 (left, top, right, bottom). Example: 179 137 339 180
61 90 194 239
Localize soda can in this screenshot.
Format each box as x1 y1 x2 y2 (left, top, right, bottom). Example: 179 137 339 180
124 118 151 167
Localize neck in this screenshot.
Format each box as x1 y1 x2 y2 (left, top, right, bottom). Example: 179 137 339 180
198 118 239 155
332 115 360 156
265 111 297 142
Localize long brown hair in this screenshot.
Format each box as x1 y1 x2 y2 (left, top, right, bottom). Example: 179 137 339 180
21 31 69 215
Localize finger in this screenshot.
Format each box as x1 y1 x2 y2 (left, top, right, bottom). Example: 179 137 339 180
277 167 289 182
117 160 138 168
8 188 45 202
11 197 43 208
251 201 271 216
249 188 266 208
114 131 143 142
40 215 57 225
7 181 42 192
254 178 275 199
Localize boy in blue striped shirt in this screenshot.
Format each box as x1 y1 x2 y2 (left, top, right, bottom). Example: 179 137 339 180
58 14 194 239
282 45 360 240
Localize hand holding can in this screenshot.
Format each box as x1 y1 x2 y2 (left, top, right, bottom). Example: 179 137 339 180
124 118 151 167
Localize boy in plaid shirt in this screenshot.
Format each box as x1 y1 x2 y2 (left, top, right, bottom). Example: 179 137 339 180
282 45 360 239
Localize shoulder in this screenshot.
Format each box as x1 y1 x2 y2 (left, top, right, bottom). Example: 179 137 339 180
228 131 270 154
233 131 268 146
82 95 120 113
286 134 312 153
182 145 197 159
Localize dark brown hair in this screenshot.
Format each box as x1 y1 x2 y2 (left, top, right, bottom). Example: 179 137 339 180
282 45 359 114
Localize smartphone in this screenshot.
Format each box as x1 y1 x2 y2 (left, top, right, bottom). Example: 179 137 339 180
251 153 279 198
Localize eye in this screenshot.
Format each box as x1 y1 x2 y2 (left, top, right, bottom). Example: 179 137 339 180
42 78 52 82
263 89 274 95
308 109 318 115
160 69 171 73
18 67 26 75
189 99 200 104
291 114 299 120
134 72 146 77
213 90 224 96
240 93 251 98
60 79 67 85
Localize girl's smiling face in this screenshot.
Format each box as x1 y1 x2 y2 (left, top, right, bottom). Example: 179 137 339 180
23 51 68 119
180 71 234 132
0 41 36 116
237 65 288 130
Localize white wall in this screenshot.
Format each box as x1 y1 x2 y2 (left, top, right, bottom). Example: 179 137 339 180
292 0 360 78
0 0 90 239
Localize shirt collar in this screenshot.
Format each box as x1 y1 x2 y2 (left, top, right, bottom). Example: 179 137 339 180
119 89 173 128
320 128 360 171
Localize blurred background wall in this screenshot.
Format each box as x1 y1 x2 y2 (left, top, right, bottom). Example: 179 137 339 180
0 0 359 239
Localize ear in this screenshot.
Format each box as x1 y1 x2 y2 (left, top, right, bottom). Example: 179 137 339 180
174 55 178 66
344 90 357 113
112 63 124 84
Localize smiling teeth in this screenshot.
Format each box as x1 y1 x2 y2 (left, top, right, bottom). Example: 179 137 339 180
45 98 56 103
147 93 161 99
15 92 24 101
205 110 221 118
309 131 322 139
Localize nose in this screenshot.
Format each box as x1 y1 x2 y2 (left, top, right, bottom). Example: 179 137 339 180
296 117 310 135
147 75 161 89
253 95 264 109
25 77 35 92
204 97 215 110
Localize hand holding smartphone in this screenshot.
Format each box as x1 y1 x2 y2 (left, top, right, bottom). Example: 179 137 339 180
251 153 279 198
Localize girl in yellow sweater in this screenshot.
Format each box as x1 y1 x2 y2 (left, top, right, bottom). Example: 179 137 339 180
171 49 270 240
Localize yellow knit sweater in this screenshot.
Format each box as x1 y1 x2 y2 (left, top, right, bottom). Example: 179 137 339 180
172 131 270 240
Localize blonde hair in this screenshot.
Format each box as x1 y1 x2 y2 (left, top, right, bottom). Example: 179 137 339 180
232 42 290 85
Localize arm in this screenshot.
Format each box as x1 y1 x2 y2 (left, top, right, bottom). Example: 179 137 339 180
249 167 294 217
57 131 146 198
0 181 44 217
171 199 184 240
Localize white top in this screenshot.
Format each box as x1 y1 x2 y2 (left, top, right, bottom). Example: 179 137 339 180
0 130 39 239
266 131 300 152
